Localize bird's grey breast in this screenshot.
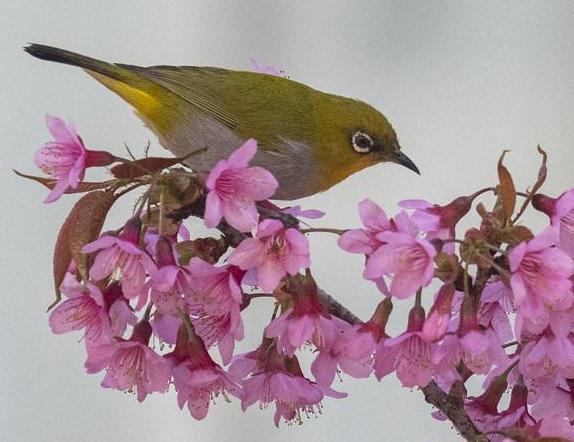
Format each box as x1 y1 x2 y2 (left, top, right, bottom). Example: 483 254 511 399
251 137 319 200
163 112 319 200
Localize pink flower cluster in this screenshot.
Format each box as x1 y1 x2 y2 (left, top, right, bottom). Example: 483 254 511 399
338 199 437 298
50 207 313 421
32 116 574 437
335 190 574 439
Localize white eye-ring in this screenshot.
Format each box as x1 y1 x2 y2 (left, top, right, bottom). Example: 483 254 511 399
351 131 374 153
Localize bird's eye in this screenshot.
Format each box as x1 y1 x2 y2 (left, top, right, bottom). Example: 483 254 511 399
351 131 374 153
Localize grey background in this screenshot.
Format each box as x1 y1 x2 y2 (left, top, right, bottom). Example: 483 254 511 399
1 1 573 441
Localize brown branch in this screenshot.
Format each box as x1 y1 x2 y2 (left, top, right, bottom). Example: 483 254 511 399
317 289 364 324
422 382 489 442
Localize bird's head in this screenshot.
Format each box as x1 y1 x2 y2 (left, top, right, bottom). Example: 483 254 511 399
312 95 419 190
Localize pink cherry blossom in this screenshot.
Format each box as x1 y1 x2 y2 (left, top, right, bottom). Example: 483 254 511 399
519 310 574 380
326 299 394 382
529 378 574 422
338 199 392 255
144 223 190 257
508 229 574 330
435 329 508 377
264 276 336 357
399 195 473 250
309 316 358 386
150 265 191 314
533 190 574 259
246 370 339 426
230 339 345 426
378 306 434 387
49 281 110 346
204 139 278 232
149 236 193 315
364 212 436 299
532 189 574 259
533 189 574 227
538 415 574 440
422 284 456 342
478 280 514 344
85 321 171 402
173 358 241 420
49 280 136 347
434 294 508 378
151 311 181 345
102 282 137 337
168 325 242 420
35 115 115 203
186 258 244 365
82 218 154 304
229 219 309 292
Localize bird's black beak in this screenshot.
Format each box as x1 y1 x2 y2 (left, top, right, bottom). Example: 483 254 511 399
392 151 420 175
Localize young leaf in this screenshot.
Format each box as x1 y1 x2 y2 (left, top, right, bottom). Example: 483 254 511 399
512 145 548 223
53 191 115 298
14 170 113 193
496 150 516 223
111 156 188 179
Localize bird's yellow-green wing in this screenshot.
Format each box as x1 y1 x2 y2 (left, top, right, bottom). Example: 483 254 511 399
120 64 241 130
119 64 319 150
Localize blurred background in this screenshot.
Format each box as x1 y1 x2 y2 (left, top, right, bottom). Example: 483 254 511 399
1 1 573 441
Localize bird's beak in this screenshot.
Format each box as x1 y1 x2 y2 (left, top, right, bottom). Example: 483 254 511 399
392 151 420 175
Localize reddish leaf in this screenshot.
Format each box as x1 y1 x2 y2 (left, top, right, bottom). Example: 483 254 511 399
53 191 115 296
533 145 548 193
512 145 548 223
14 170 112 193
497 150 516 222
504 225 535 245
111 156 188 179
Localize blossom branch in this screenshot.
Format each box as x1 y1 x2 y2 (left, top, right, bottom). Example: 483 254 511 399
316 289 490 442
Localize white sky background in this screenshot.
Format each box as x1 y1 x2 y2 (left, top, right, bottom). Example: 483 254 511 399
1 1 573 441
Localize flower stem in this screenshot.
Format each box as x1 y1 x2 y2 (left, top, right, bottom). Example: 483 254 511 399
469 187 496 200
142 302 153 322
114 181 148 199
247 292 274 300
158 185 165 236
300 227 347 235
415 289 422 307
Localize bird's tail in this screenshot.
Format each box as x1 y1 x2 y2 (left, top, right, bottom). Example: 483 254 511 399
24 44 132 82
25 44 167 128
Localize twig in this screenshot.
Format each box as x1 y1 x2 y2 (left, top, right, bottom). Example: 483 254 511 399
511 146 547 225
256 203 299 228
300 228 347 235
422 382 489 442
158 185 165 236
317 289 363 324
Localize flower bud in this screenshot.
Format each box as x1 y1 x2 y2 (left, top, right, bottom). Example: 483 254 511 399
422 284 455 342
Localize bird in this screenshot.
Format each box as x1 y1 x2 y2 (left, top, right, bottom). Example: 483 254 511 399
24 44 419 200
